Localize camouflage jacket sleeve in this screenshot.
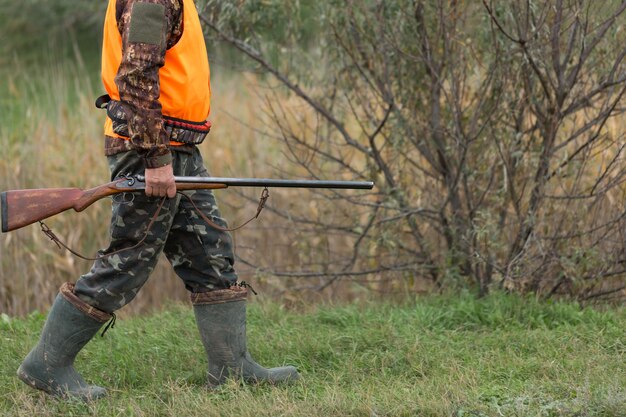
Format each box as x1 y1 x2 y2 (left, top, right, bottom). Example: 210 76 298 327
114 0 183 168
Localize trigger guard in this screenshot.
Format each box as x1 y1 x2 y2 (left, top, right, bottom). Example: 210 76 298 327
111 192 135 205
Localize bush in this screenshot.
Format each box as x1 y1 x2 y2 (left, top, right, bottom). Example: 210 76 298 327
0 0 106 64
202 0 626 301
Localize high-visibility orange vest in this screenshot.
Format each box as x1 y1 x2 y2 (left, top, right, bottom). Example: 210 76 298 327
101 0 211 141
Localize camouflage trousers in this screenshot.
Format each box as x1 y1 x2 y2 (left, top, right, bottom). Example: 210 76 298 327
74 148 237 313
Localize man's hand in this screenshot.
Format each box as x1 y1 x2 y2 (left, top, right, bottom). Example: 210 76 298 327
144 164 176 198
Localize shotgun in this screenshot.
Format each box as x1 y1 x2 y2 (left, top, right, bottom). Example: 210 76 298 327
0 175 374 233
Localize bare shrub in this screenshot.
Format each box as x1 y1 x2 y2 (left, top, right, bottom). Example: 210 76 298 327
201 0 626 301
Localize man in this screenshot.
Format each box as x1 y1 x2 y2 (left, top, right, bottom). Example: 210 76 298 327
17 0 299 400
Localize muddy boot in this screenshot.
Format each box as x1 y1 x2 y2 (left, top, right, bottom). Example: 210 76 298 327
17 283 111 401
192 286 300 387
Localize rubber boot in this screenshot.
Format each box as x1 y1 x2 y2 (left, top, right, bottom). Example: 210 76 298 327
191 286 300 387
17 283 111 401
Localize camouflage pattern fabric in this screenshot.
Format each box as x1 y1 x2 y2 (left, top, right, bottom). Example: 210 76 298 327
73 148 237 313
108 0 183 168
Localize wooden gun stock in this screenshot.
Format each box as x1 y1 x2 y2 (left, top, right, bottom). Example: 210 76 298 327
0 179 228 233
1 181 125 233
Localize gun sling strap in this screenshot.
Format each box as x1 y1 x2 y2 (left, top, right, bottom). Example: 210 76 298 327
39 188 270 261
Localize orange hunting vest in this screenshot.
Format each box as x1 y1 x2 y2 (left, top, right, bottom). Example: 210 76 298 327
101 0 211 142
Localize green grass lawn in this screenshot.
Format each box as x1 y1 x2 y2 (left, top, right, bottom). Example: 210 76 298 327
0 293 624 417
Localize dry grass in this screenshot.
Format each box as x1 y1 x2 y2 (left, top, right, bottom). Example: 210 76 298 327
2 48 625 317
0 57 329 316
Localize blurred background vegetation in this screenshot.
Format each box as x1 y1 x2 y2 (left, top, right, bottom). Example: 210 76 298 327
0 0 625 316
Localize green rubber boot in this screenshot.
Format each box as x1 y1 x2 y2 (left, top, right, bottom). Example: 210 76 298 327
17 283 111 401
192 287 300 387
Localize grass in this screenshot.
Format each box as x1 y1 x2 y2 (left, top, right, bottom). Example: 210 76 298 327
0 293 624 416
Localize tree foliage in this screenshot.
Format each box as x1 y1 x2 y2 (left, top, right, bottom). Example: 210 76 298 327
0 0 106 64
203 0 626 301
